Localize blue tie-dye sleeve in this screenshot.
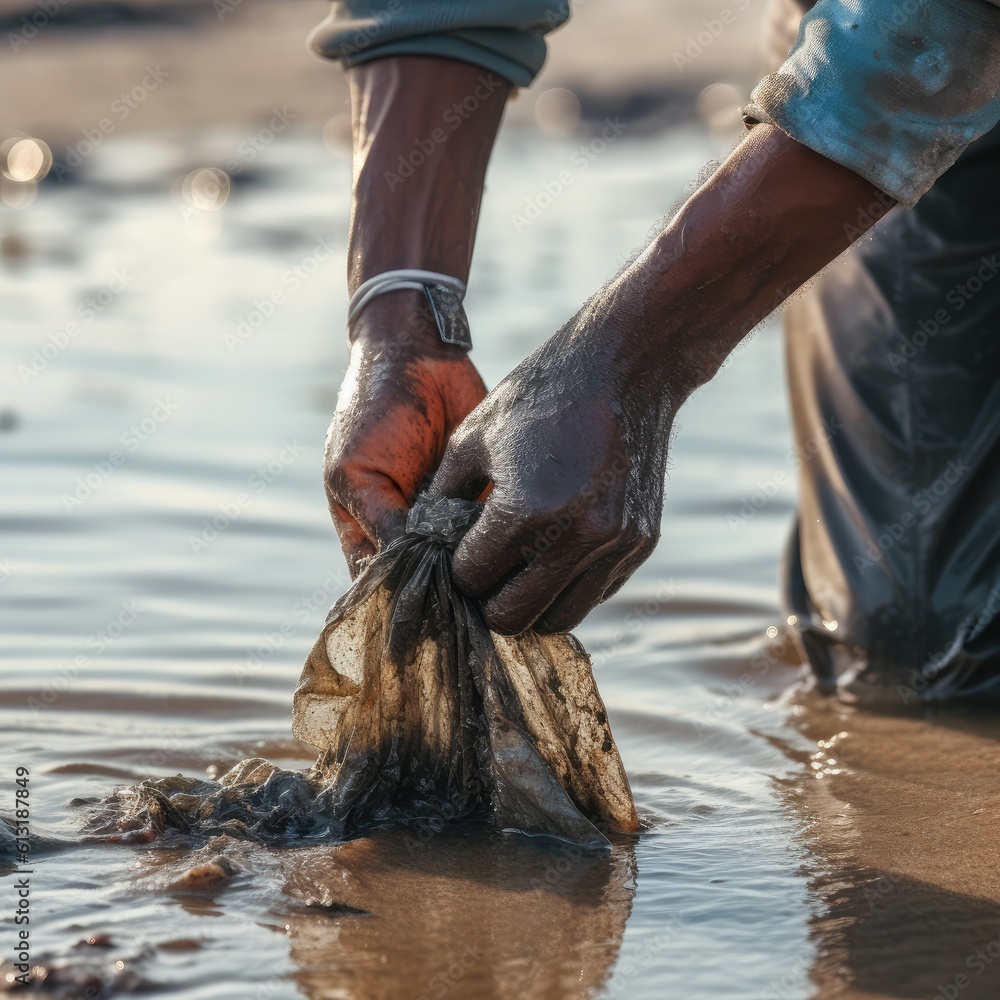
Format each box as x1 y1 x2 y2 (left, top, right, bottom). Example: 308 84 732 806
743 0 1000 206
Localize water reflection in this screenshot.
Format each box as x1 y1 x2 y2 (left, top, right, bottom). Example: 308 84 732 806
277 828 635 1000
783 694 1000 998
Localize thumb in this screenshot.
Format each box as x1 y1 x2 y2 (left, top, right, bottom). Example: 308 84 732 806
427 431 489 503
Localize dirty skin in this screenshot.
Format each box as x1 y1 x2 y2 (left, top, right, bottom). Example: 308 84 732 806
73 499 637 858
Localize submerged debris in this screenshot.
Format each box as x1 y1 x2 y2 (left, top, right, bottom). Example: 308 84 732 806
294 496 637 848
82 497 637 850
79 760 333 847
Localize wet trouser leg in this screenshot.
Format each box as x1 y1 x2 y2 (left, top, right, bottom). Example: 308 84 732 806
782 124 1000 701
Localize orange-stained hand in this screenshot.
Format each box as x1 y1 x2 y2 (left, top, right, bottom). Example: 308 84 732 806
327 56 509 573
324 294 487 576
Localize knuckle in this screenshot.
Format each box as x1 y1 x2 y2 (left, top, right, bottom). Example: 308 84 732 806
482 600 529 637
579 510 623 548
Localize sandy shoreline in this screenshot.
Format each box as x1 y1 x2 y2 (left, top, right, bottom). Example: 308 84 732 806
2 0 769 145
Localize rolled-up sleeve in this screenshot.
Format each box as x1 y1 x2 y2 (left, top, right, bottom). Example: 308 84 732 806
309 0 570 87
743 0 1000 206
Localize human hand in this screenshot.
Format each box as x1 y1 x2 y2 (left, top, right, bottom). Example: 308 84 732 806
425 123 892 633
428 317 683 635
325 295 487 576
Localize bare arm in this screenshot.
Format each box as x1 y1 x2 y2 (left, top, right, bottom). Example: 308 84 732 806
325 56 509 573
430 125 893 634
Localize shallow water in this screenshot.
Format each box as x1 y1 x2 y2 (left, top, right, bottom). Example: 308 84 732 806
3 125 999 999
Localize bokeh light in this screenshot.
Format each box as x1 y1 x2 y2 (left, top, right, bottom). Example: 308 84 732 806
180 166 230 211
0 175 37 209
533 87 582 136
1 136 52 183
696 82 745 134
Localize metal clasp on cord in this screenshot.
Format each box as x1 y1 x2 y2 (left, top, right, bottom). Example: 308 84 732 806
346 269 472 349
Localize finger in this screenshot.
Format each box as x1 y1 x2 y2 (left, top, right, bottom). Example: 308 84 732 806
479 549 589 635
331 507 377 579
599 574 631 603
536 540 655 632
327 466 409 568
535 538 656 632
534 561 622 634
426 432 489 503
449 497 544 596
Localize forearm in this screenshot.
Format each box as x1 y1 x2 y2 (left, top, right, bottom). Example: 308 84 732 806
347 56 509 297
583 125 893 398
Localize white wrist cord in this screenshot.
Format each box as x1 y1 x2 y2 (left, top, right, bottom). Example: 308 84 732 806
347 270 468 342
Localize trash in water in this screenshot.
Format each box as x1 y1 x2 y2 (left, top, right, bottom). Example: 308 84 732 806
81 497 637 850
293 496 638 848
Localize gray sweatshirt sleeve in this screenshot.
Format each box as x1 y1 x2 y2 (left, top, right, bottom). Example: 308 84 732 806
743 0 1000 206
308 0 571 87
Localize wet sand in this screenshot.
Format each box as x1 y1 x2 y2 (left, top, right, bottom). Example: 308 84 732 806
1 0 768 143
785 698 1000 1000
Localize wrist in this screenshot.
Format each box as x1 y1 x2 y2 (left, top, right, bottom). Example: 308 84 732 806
555 273 702 410
571 126 889 402
349 291 469 361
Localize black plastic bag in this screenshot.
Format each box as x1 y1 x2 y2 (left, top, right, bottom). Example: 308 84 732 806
293 497 638 848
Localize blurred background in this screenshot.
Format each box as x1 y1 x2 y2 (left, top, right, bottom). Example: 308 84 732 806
0 3 850 1000
1 0 768 148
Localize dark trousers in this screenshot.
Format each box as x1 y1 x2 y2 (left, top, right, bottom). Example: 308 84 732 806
782 124 1000 700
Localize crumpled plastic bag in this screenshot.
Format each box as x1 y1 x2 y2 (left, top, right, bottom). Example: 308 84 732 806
293 496 638 848
79 760 337 846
